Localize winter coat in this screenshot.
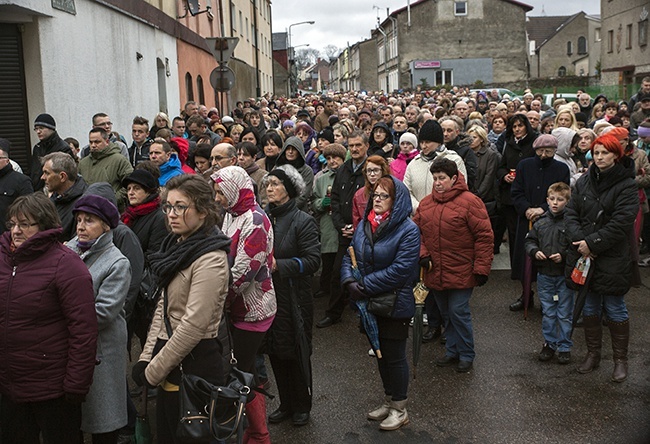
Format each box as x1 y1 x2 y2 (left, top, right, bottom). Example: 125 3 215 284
552 127 582 187
158 153 184 186
473 144 500 203
78 143 134 210
67 232 130 434
124 194 167 262
445 135 479 191
50 176 88 241
368 122 394 159
0 164 33 234
630 148 650 213
403 149 467 214
305 148 324 175
274 137 314 211
331 158 367 245
564 157 639 295
265 199 320 359
414 173 494 290
312 168 339 254
30 132 74 191
341 177 420 320
128 139 153 168
390 149 419 181
0 228 97 403
352 187 370 229
525 210 570 276
496 132 538 206
314 111 332 132
510 156 570 280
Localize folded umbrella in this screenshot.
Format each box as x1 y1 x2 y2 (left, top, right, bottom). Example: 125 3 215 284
348 246 382 359
289 280 313 396
412 267 429 379
523 221 534 320
133 386 153 444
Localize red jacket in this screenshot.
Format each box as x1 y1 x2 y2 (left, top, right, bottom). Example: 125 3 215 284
352 187 370 229
0 229 98 402
413 175 494 290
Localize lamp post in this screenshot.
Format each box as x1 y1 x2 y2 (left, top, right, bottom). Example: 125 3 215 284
288 20 315 96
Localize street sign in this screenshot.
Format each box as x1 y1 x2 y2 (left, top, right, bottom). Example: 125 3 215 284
205 37 239 62
210 66 236 92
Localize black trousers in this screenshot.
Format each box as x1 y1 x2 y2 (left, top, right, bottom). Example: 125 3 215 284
319 252 337 294
325 244 349 319
0 395 82 444
231 325 266 382
269 355 312 414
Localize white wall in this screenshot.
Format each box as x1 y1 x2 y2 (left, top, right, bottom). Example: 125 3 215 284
23 0 180 147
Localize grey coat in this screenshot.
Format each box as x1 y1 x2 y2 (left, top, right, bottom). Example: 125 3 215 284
67 231 131 434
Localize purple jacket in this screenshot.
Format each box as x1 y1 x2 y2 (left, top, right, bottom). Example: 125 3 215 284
0 228 98 402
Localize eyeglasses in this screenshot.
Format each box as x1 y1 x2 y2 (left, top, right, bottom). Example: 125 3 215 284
366 168 382 176
161 203 192 215
266 179 284 188
371 193 390 201
210 155 227 162
6 221 39 231
535 148 556 155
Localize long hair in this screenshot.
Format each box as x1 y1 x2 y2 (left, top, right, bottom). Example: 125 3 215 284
364 155 390 197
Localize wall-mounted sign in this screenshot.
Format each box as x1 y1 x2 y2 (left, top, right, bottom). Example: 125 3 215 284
52 0 76 15
414 61 441 69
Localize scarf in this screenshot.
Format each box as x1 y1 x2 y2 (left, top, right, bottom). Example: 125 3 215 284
148 226 231 293
77 238 98 252
121 195 161 226
367 209 391 233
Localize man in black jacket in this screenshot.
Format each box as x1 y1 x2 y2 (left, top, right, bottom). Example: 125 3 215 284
439 116 478 191
0 139 33 233
30 113 74 191
316 130 368 328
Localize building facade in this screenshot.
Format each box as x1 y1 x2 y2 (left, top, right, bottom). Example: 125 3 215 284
349 39 378 92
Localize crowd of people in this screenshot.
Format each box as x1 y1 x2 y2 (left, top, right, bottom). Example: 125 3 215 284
0 77 648 442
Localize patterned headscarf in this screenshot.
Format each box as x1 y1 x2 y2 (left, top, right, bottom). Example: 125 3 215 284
211 166 256 216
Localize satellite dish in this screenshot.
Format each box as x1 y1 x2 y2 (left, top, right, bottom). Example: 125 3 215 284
187 0 201 16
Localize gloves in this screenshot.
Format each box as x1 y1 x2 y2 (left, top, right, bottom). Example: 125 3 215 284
321 197 331 208
64 392 86 404
132 360 150 387
347 282 367 301
419 256 432 271
474 274 489 287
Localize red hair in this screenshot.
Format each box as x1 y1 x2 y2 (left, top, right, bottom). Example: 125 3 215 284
590 133 624 160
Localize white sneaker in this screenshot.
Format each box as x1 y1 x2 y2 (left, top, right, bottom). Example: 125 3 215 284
368 348 376 357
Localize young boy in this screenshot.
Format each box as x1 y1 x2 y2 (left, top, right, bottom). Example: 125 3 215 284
524 182 574 364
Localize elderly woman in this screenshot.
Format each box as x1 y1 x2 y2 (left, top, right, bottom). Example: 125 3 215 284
390 132 419 181
264 165 320 427
211 166 276 443
229 123 245 145
274 136 314 211
341 176 420 431
414 159 494 373
0 194 97 444
353 155 391 228
467 125 500 206
67 194 131 443
575 128 597 171
565 134 638 383
132 175 231 444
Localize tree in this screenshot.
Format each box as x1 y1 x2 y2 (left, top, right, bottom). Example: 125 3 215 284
294 47 320 70
323 45 340 62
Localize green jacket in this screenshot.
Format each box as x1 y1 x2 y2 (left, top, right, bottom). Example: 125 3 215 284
311 168 339 254
78 143 133 210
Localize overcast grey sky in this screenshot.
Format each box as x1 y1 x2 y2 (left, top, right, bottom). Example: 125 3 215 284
271 0 600 53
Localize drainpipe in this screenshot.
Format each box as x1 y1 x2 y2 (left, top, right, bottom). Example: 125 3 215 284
388 15 398 89
252 2 261 97
376 25 389 93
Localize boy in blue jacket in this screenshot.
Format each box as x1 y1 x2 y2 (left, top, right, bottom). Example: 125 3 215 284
524 182 574 364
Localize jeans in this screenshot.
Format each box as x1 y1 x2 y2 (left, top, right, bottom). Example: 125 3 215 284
424 290 443 329
433 288 475 361
537 273 574 352
376 338 409 401
583 292 629 322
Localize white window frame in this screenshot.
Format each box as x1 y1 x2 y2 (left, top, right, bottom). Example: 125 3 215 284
455 1 468 16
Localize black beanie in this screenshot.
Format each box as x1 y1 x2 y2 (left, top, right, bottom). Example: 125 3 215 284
267 168 298 199
575 112 588 126
318 128 335 144
34 113 56 130
418 120 444 144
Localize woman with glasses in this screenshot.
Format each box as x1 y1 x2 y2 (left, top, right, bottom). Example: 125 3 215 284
132 175 231 444
340 175 420 431
352 155 390 228
0 193 97 444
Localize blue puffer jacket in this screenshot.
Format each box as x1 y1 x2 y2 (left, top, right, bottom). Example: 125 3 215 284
341 177 420 319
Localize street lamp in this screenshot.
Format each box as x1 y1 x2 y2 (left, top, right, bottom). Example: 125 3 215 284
288 21 315 96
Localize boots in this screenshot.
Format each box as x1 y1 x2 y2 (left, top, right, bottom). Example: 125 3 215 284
609 319 630 383
379 399 409 431
577 315 602 374
243 389 271 444
367 395 391 421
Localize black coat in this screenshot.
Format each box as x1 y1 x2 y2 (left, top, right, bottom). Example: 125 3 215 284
51 177 88 241
30 132 74 191
126 199 168 264
128 139 153 168
265 199 321 360
446 135 478 192
525 210 570 276
331 158 367 245
496 132 538 206
564 158 639 295
0 164 33 234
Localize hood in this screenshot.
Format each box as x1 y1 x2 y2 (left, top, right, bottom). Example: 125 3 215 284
84 182 118 207
432 171 469 203
90 142 122 160
0 227 63 263
160 153 182 173
369 121 393 146
552 127 577 160
171 137 189 164
212 166 257 216
364 176 412 234
276 136 306 168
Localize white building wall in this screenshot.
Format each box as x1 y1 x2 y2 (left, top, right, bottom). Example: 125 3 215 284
22 0 180 146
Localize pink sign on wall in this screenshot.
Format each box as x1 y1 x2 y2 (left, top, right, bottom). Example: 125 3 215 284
414 61 441 69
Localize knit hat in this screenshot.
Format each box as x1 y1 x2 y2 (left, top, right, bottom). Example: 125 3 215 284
575 112 588 126
283 120 295 128
73 194 120 229
418 120 444 144
296 110 311 119
399 132 418 150
318 128 335 144
592 121 613 135
267 168 298 198
122 169 158 193
495 103 508 112
34 113 56 130
637 123 650 138
604 126 629 141
533 134 558 149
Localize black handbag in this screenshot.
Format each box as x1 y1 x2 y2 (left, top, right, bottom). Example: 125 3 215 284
367 291 397 317
162 291 254 443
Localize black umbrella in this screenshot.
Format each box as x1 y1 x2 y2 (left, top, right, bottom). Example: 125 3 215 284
522 221 534 320
570 256 595 338
412 267 429 379
133 387 153 444
289 279 312 396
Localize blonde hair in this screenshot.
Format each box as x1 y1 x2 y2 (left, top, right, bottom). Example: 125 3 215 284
467 125 489 148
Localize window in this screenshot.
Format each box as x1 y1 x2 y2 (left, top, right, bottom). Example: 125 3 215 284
246 18 249 41
230 2 236 35
378 43 385 65
454 1 467 16
595 28 601 42
185 73 194 101
578 36 587 54
239 11 243 37
626 24 633 49
434 70 452 85
558 66 567 77
567 41 573 55
607 29 614 53
196 76 205 105
640 20 648 47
